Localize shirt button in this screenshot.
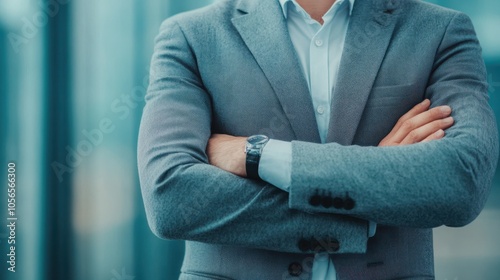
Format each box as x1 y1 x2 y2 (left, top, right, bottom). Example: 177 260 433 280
315 39 323 47
317 106 325 115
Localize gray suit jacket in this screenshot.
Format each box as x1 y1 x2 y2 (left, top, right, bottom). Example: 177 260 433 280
137 0 499 279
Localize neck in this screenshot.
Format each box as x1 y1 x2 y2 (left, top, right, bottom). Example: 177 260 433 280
295 0 337 24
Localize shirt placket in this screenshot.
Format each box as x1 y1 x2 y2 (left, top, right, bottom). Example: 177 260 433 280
309 23 332 143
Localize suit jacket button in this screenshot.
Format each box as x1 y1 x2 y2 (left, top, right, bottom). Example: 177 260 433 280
309 195 321 207
333 197 344 209
288 262 303 277
344 198 355 210
310 237 321 252
298 238 311 252
321 196 333 208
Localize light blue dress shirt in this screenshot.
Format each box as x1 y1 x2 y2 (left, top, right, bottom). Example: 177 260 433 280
259 0 375 278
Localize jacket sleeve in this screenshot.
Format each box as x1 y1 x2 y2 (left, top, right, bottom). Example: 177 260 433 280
137 18 369 254
289 12 499 228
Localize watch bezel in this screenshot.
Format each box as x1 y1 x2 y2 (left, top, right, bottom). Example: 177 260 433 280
247 135 269 146
245 135 269 155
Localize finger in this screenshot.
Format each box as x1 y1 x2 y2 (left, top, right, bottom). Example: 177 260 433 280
421 129 445 143
391 105 452 143
400 117 454 145
390 99 431 134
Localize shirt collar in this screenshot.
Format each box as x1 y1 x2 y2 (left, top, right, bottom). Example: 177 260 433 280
278 0 355 19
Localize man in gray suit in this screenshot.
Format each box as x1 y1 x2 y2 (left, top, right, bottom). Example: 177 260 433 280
137 0 498 279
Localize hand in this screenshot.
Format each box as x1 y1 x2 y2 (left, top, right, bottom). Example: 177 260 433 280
379 99 454 146
207 134 248 177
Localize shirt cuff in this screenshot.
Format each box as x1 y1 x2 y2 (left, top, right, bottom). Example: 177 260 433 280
258 139 292 191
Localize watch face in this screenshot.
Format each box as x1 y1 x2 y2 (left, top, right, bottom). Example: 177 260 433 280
248 135 269 145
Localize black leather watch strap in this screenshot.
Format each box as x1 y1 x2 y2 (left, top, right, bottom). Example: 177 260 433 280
246 153 261 180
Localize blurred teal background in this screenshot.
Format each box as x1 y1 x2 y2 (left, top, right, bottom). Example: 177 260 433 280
0 0 498 279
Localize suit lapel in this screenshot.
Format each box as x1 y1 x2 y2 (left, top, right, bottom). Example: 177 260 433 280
326 0 400 145
231 0 321 143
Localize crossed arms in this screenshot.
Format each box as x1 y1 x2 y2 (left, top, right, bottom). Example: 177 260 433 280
207 99 454 178
137 13 498 253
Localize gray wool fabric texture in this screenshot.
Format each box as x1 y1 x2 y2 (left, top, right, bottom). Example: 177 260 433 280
137 0 499 279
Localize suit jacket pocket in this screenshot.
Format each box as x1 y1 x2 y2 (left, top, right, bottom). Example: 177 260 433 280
354 83 423 146
366 83 418 108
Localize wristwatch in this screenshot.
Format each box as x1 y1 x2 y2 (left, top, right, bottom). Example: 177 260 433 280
245 135 270 180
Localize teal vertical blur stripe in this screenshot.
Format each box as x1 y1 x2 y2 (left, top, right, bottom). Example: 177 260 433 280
1 2 46 279
67 1 214 280
44 0 73 279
